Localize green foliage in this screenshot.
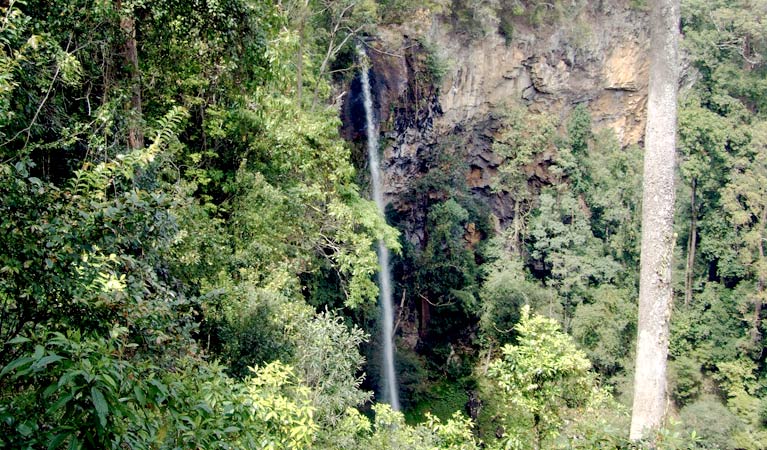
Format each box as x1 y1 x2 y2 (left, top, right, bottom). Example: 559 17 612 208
384 342 430 410
669 356 704 407
486 306 615 449
405 379 469 424
201 280 303 378
229 98 399 308
666 4 767 444
484 103 640 406
479 252 559 345
7 0 767 446
293 312 372 427
240 361 318 449
670 283 745 363
721 120 767 312
492 106 556 200
584 131 642 266
0 328 153 449
0 112 195 363
571 286 636 375
390 132 490 375
420 38 450 85
412 198 482 350
492 106 557 253
566 104 592 157
682 0 767 113
0 328 319 449
354 404 479 449
680 396 742 449
553 104 592 193
285 0 377 105
0 0 410 448
527 189 621 325
629 0 650 11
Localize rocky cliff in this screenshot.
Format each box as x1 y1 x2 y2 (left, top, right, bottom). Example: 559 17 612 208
342 1 649 244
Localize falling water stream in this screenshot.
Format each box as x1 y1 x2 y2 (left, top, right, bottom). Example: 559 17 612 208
358 44 400 411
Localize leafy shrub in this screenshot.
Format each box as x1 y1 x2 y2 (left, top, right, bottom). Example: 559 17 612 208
420 38 450 85
0 329 154 449
355 404 479 449
480 257 559 345
293 312 372 426
680 396 741 449
669 356 703 407
202 283 301 378
571 285 636 375
486 305 615 449
0 328 320 450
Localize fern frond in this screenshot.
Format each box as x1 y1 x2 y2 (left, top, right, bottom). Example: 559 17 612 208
68 107 188 199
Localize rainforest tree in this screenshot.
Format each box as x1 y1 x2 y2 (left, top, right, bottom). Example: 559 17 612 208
629 0 681 440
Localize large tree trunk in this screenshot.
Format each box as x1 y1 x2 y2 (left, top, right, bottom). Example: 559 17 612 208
630 0 680 441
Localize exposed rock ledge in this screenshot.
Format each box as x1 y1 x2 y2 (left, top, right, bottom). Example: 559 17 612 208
341 1 649 240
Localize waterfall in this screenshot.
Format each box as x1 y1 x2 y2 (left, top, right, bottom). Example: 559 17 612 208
358 44 400 411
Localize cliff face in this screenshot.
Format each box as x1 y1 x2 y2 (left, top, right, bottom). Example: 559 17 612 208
342 1 649 243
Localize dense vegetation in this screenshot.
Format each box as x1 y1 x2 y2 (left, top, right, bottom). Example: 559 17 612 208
0 0 766 448
381 0 767 448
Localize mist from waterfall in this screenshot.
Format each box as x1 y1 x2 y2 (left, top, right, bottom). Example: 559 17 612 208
358 44 400 411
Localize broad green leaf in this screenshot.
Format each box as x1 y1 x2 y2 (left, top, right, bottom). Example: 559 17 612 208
47 432 71 450
0 357 33 378
133 385 146 405
46 392 74 415
34 355 64 370
91 387 108 427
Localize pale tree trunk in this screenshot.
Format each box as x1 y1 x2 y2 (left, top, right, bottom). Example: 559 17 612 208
630 0 680 441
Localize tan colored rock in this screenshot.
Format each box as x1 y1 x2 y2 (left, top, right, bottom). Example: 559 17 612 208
464 222 482 248
467 167 484 188
530 59 571 94
466 165 497 189
604 43 647 91
342 0 652 227
436 33 527 126
592 90 648 146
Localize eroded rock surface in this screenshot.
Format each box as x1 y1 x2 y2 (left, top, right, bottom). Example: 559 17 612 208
341 1 649 242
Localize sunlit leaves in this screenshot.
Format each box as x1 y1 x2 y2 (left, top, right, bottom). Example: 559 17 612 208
487 306 611 449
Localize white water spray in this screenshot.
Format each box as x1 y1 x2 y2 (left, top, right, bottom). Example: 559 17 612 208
358 44 400 411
